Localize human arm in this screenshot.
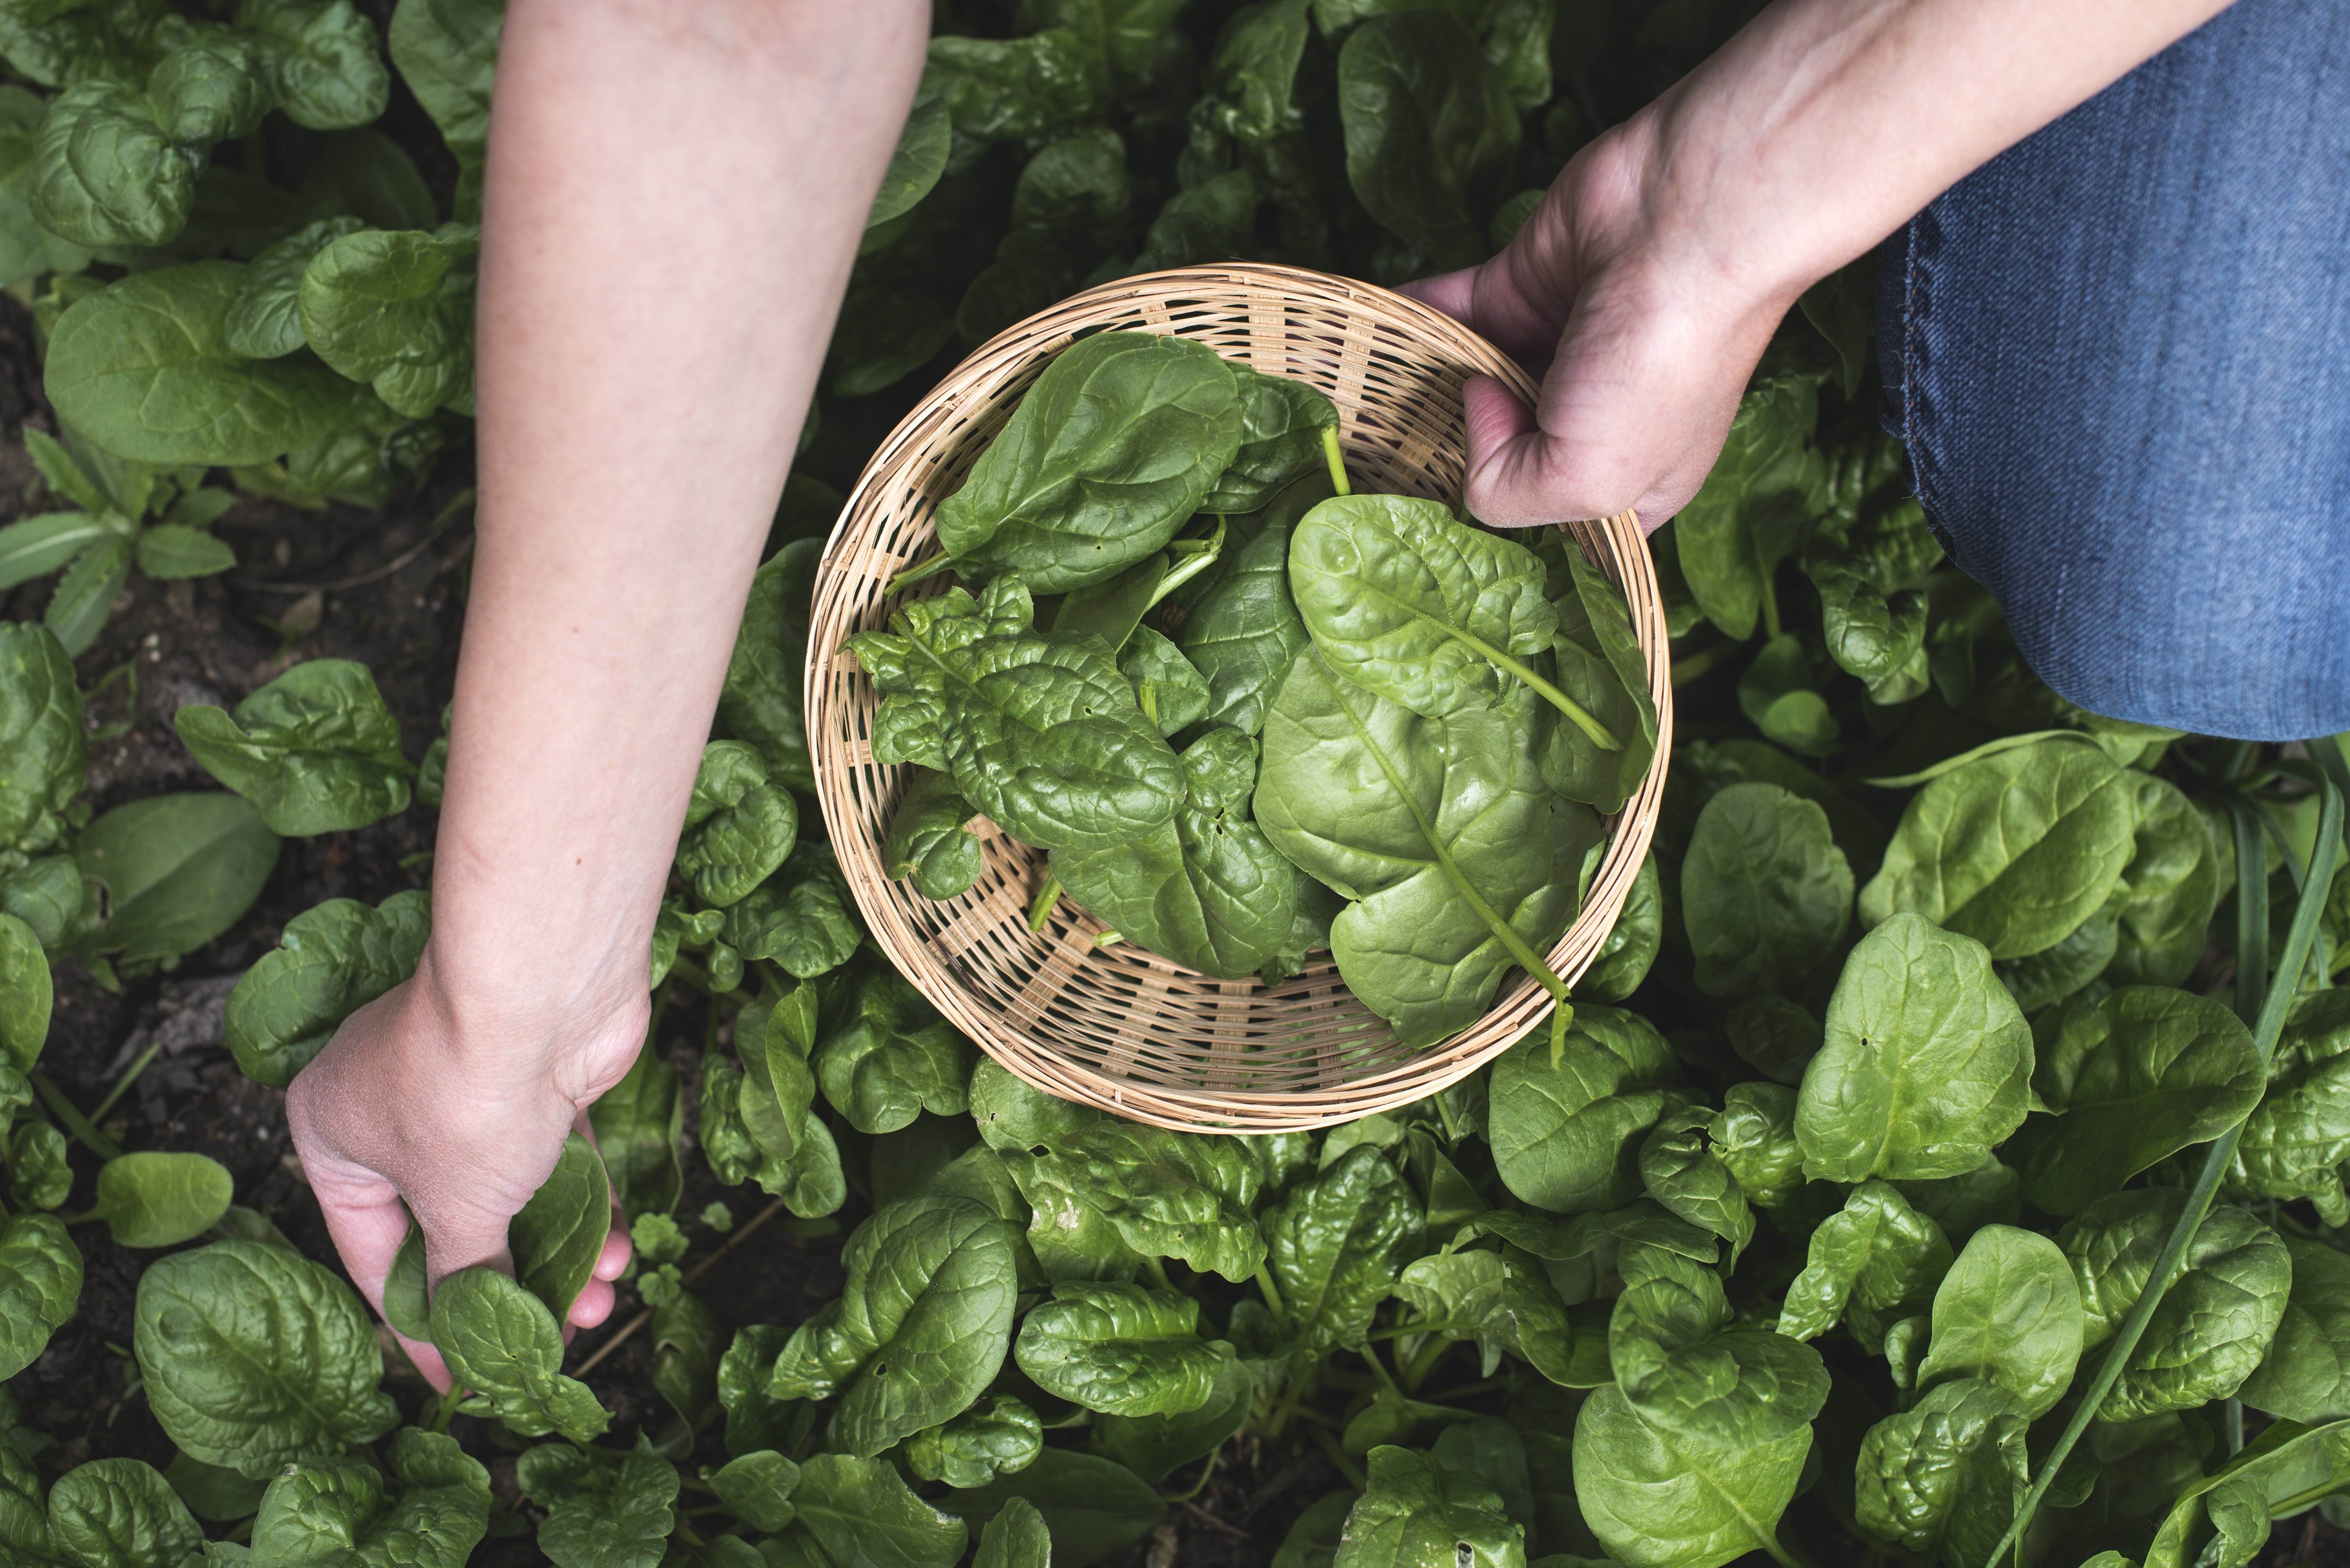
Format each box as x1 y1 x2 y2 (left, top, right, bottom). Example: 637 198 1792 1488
284 0 928 1388
1406 0 2239 529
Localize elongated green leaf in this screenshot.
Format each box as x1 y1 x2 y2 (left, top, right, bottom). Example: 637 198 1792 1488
1681 782 1851 998
78 792 281 964
1259 651 1596 1046
511 1130 612 1323
768 1195 1018 1457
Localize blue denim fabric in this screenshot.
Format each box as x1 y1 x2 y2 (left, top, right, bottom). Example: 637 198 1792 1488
1876 0 2350 741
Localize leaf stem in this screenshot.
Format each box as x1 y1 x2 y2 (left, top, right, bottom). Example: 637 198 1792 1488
89 1040 161 1125
1448 619 1621 750
1978 774 2342 1568
1252 1264 1287 1328
31 1073 121 1161
1026 873 1061 934
1321 427 1350 497
1306 1421 1367 1490
884 553 953 596
2228 800 2269 1026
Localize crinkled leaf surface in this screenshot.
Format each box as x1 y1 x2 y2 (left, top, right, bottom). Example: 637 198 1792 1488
428 1267 609 1443
850 576 1182 854
2059 1189 2291 1421
223 888 427 1087
2011 986 2263 1216
45 1456 203 1568
1014 1281 1232 1417
793 1452 967 1568
768 1195 1018 1456
173 658 410 835
46 263 352 466
133 1240 398 1477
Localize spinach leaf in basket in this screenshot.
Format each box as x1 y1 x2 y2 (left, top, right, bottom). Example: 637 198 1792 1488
850 574 1183 855
929 331 1242 594
1541 545 1658 814
1176 467 1327 736
884 769 985 901
1289 493 1617 749
1257 649 1599 1050
1198 366 1338 516
1051 725 1333 980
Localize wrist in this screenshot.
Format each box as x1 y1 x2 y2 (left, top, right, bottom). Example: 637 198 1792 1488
401 936 651 1094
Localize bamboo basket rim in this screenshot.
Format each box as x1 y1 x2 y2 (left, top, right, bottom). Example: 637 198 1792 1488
806 262 1673 1132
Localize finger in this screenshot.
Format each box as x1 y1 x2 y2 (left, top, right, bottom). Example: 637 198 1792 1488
1398 267 1477 322
570 1277 618 1330
1460 376 1576 529
594 1226 633 1283
299 1165 460 1395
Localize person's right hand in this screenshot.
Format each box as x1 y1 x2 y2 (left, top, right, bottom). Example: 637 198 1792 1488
1401 118 1808 535
285 952 640 1391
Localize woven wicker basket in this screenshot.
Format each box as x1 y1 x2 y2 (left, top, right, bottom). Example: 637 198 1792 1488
807 263 1672 1132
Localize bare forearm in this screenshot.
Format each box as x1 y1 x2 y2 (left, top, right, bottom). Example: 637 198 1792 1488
1637 0 2238 305
431 0 926 1034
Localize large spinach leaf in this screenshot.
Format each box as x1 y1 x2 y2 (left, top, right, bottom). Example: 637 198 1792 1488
0 1213 79 1381
1288 494 1612 746
1858 738 2138 959
1914 1225 2084 1420
2059 1190 2292 1421
2009 986 2264 1216
1259 652 1597 1047
133 1239 398 1477
769 1195 1019 1456
1262 1142 1423 1353
1489 1006 1681 1214
1013 1281 1233 1416
2240 1238 2350 1423
932 331 1240 593
173 658 411 836
1680 781 1852 998
224 888 428 1087
1795 913 2032 1182
1336 12 1518 268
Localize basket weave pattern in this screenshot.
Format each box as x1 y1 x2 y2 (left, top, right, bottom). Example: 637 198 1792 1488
807 264 1673 1131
